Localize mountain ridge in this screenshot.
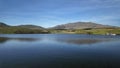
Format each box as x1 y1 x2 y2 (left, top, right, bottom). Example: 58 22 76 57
51 22 117 29
0 22 120 34
16 25 44 29
0 22 10 27
0 22 119 29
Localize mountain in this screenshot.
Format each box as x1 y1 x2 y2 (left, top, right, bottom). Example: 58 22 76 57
0 22 118 30
51 22 117 29
0 22 9 27
0 22 50 34
17 25 44 29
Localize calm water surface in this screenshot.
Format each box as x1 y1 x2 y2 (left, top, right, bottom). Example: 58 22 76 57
0 34 120 68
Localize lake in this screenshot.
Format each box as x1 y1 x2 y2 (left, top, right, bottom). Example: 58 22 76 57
0 34 120 68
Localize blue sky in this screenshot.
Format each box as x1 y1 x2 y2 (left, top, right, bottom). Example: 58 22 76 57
0 0 120 27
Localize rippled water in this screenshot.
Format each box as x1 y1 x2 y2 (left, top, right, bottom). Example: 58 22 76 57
0 34 120 68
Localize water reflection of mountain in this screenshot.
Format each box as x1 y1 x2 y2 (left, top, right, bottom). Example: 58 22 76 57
0 37 39 44
0 37 9 43
56 38 114 45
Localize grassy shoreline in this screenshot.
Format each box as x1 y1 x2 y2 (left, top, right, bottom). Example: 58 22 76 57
0 27 120 35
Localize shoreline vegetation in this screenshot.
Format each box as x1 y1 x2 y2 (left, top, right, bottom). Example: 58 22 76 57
0 27 120 35
48 28 120 35
0 22 120 35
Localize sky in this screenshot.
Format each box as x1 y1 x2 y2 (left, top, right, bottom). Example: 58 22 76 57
0 0 120 27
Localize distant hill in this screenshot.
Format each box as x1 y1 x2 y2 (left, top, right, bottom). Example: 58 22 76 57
0 22 9 27
51 22 117 29
0 22 118 30
17 25 44 29
0 22 49 34
0 22 44 29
